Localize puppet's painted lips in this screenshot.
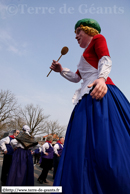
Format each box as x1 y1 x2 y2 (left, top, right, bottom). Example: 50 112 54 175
77 39 80 44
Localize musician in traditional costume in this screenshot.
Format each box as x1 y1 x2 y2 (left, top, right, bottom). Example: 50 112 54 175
0 130 20 185
6 125 38 186
50 18 130 194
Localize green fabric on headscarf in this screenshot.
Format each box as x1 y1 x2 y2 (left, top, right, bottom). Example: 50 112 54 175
75 18 101 33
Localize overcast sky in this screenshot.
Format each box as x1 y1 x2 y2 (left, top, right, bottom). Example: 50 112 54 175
0 0 130 128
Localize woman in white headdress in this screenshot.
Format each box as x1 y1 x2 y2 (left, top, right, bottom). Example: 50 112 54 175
6 125 38 186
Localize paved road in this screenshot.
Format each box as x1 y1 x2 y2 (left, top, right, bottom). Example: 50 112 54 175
0 153 54 194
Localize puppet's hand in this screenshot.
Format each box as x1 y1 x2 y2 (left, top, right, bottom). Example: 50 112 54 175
50 60 63 73
88 78 107 100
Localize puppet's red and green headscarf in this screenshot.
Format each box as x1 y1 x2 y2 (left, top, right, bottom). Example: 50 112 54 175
75 18 101 36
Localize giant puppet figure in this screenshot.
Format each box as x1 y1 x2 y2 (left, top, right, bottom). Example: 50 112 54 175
50 18 130 194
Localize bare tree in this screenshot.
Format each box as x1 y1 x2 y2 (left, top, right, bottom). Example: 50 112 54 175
0 90 18 137
18 104 49 136
44 120 66 138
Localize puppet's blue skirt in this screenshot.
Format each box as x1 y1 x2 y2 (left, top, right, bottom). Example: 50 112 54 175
6 148 34 186
53 85 130 194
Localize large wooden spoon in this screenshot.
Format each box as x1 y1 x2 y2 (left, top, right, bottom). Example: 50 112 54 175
47 46 69 77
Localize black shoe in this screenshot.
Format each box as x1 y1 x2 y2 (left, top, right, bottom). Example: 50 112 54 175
43 180 48 183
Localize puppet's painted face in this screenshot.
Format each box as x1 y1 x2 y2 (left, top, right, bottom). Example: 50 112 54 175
75 27 91 48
